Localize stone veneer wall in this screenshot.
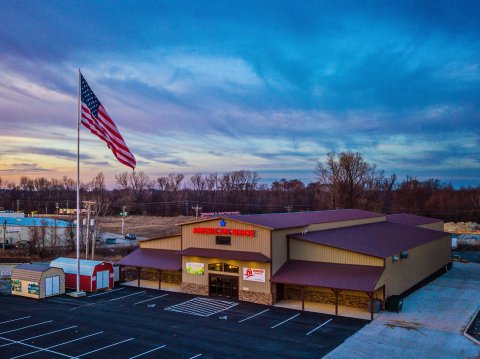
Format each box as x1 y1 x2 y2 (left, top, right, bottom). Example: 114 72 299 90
239 290 273 305
181 282 209 296
140 270 182 284
285 286 369 309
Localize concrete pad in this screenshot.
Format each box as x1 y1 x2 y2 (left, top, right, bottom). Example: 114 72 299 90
324 262 480 359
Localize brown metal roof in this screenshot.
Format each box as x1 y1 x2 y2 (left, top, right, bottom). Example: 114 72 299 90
271 260 384 292
225 209 384 230
116 248 182 271
12 263 57 282
178 248 271 263
387 213 443 226
289 222 449 258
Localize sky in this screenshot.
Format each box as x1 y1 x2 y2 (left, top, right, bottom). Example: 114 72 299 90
0 0 479 188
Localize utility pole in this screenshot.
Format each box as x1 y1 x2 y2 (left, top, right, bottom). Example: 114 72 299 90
16 200 20 212
82 201 95 259
284 205 293 213
121 206 127 236
185 200 189 216
2 220 6 252
45 202 48 215
192 204 202 220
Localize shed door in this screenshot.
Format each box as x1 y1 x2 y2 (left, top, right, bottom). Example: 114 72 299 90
46 277 53 296
97 270 109 289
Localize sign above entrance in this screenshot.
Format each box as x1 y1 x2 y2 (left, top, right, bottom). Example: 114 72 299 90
243 268 265 282
192 227 256 237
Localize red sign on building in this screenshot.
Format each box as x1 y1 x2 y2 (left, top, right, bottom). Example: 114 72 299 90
192 227 256 237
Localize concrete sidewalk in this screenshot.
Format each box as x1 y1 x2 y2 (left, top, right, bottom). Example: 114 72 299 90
324 262 480 359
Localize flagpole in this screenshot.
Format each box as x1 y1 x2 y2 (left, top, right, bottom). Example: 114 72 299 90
71 69 85 297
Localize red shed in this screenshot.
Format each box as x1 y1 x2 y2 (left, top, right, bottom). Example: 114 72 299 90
50 257 114 292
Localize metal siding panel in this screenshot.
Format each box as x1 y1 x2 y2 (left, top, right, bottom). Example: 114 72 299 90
181 219 271 257
290 239 383 266
140 236 181 250
271 228 304 274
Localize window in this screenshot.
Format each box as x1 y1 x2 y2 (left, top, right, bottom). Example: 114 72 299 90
208 263 223 272
223 264 239 274
216 236 231 245
208 263 239 274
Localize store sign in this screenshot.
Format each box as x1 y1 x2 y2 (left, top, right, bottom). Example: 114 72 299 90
243 268 265 282
192 227 255 237
186 262 205 275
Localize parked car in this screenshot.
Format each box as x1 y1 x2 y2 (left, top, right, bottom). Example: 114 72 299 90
125 233 137 240
105 238 117 244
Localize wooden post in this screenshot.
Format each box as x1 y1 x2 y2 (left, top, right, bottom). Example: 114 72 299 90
368 292 374 320
332 289 341 316
301 286 305 310
158 269 162 290
136 267 142 287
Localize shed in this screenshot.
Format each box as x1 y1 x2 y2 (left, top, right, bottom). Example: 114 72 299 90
50 257 114 292
11 263 65 299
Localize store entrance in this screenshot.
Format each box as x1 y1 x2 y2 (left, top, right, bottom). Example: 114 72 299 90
209 274 239 299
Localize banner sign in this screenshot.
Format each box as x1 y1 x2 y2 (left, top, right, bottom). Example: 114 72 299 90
243 268 265 282
186 262 205 275
192 227 255 237
6 227 20 233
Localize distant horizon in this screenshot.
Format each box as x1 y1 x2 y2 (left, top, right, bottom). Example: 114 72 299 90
1 1 479 188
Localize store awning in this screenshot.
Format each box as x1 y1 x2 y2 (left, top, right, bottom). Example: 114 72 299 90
178 247 271 263
271 260 384 292
116 248 182 271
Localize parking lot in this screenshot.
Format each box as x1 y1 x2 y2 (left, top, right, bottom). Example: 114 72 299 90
0 286 367 358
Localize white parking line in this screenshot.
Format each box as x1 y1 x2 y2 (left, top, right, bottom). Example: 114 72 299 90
189 354 202 359
128 345 166 358
76 337 135 357
0 325 77 348
133 294 168 305
271 313 300 329
9 331 103 359
0 335 74 359
238 309 270 323
0 316 31 326
0 320 53 335
306 318 333 336
106 291 146 302
88 287 125 298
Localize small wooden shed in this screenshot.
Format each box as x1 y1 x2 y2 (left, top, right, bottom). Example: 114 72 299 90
11 263 65 299
50 257 114 292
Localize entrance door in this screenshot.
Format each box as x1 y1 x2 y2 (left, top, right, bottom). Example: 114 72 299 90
96 270 109 289
45 276 60 296
209 274 238 299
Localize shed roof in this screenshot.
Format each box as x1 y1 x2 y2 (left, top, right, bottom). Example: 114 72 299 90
225 209 384 229
50 257 109 276
116 248 181 270
178 247 271 263
12 263 58 282
387 213 443 226
271 260 384 292
289 222 449 258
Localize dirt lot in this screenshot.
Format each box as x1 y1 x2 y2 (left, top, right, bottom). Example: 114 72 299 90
97 215 196 239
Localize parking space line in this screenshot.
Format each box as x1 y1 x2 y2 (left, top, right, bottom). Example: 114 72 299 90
0 325 77 348
88 287 125 298
0 335 74 359
306 319 333 336
106 291 146 302
0 320 53 335
238 309 270 323
9 331 103 359
133 294 168 305
76 337 135 357
271 313 300 329
189 354 202 359
0 316 31 326
128 345 166 358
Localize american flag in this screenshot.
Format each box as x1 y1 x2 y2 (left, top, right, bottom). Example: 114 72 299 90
80 73 136 170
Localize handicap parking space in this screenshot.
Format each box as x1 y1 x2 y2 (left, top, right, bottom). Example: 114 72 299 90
0 286 368 358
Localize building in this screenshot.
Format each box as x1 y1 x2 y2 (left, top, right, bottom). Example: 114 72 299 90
11 263 65 299
117 210 451 319
50 257 113 292
0 217 73 247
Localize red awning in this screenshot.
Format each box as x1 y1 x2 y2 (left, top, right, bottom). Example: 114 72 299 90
178 247 270 263
271 260 384 292
116 248 181 271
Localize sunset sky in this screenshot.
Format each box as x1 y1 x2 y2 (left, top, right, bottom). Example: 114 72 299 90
0 1 479 188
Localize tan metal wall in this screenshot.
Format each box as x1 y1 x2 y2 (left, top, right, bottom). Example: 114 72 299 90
271 227 304 274
182 256 271 294
419 222 444 231
140 235 181 250
376 235 451 297
11 268 65 299
181 219 271 257
290 239 384 266
306 216 386 231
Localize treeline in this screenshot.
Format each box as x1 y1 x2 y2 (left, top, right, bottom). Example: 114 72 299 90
0 152 479 222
